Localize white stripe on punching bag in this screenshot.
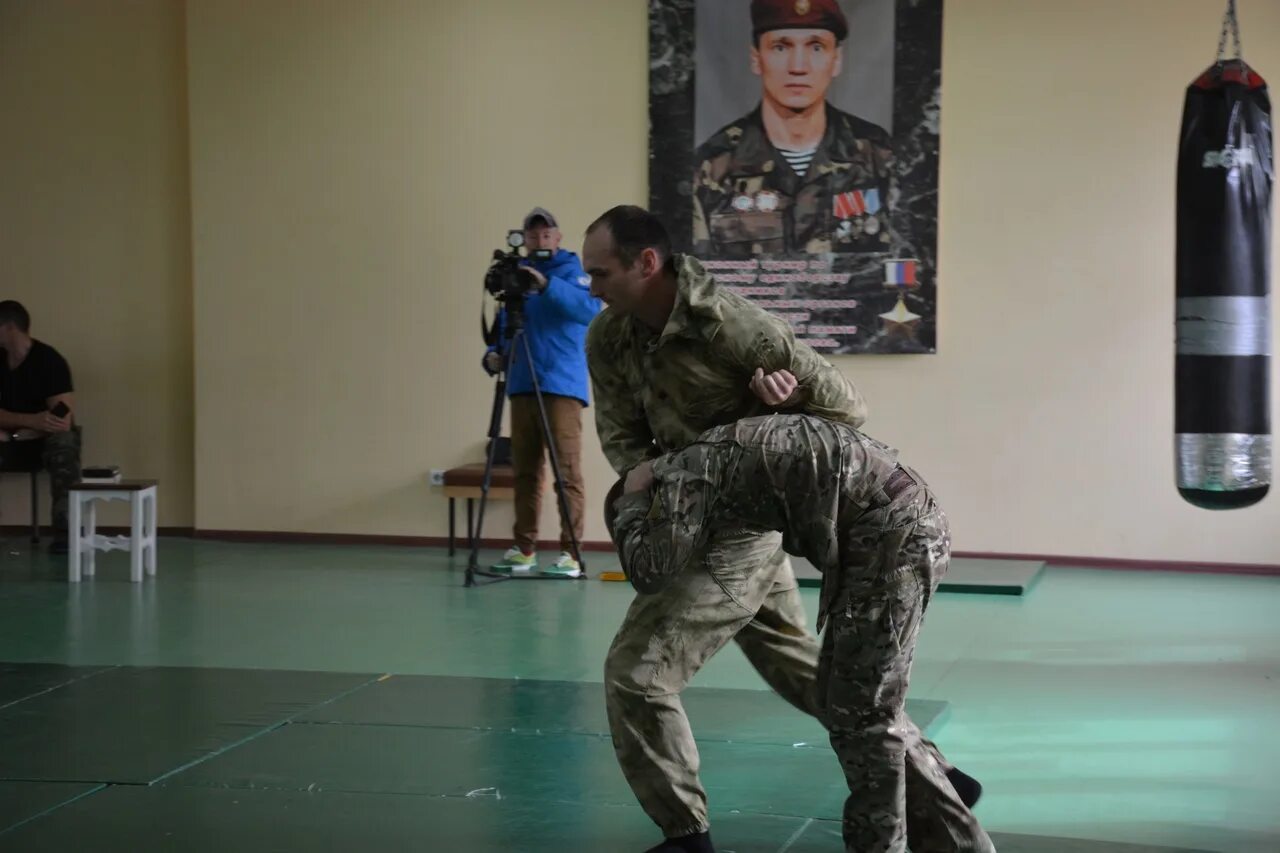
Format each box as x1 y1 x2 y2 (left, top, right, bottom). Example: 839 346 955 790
1176 296 1271 356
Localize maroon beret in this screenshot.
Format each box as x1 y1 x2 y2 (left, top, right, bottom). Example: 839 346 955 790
751 0 849 42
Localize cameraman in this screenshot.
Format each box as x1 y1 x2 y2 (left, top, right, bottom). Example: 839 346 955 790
482 208 601 576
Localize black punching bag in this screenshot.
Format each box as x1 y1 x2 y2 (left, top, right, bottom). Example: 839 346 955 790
1176 2 1273 509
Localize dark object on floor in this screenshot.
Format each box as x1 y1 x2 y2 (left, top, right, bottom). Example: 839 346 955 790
795 557 1045 597
644 830 715 852
947 766 983 809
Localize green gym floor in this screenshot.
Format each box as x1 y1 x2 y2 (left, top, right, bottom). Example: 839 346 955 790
0 539 1277 852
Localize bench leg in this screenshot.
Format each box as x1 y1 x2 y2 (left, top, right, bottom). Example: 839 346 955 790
145 490 157 576
68 493 81 583
467 498 474 550
130 495 144 583
83 501 97 578
30 472 39 544
448 498 456 556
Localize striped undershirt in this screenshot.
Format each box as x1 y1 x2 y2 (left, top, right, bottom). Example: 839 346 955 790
778 145 817 178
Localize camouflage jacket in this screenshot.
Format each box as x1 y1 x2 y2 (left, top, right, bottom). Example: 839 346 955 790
585 254 868 476
611 415 908 622
693 104 893 258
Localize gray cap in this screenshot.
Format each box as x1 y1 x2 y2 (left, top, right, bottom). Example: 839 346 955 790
522 207 558 230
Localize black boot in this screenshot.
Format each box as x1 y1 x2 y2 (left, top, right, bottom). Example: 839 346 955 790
947 767 983 808
643 830 715 853
50 515 70 555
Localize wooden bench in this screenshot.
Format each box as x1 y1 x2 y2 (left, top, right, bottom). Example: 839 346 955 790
442 463 515 555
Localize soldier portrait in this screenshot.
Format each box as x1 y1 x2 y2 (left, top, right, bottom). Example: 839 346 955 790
648 0 943 354
692 0 896 258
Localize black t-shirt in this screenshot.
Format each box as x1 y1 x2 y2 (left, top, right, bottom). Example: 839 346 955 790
0 340 74 414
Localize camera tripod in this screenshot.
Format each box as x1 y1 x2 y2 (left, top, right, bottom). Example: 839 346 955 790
465 303 586 586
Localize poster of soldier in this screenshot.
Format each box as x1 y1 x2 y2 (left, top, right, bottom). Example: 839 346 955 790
648 0 943 354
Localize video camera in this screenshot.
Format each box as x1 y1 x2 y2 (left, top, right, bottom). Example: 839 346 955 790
484 230 553 302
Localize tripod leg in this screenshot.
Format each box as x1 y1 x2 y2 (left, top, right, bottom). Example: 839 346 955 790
466 357 510 581
519 333 585 572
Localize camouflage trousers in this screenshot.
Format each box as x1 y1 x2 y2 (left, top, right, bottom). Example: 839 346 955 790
603 525 966 842
0 427 82 536
820 487 994 853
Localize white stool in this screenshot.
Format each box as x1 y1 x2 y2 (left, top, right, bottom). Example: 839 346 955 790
68 480 158 583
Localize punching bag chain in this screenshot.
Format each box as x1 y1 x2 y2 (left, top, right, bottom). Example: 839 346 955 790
1216 0 1243 65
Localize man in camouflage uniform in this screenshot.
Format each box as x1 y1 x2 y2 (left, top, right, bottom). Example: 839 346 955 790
0 300 82 555
693 0 894 258
582 206 977 853
608 413 995 853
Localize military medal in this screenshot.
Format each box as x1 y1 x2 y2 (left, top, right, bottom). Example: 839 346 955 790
836 219 855 240
879 296 922 341
864 215 880 234
833 190 867 220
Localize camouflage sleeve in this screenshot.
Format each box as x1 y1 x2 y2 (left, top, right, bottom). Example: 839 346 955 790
693 150 728 257
692 153 724 257
730 304 869 428
612 471 713 595
586 317 656 475
779 336 868 428
692 189 713 256
872 134 894 181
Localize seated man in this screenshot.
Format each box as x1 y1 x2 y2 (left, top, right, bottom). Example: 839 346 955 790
0 301 81 555
607 413 994 853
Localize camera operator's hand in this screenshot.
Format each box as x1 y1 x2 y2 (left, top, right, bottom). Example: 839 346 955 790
483 351 502 374
523 266 548 292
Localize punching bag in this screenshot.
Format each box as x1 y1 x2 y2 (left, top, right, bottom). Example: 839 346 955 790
1176 1 1273 509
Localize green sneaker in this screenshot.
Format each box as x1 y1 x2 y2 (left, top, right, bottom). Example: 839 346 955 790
491 546 537 572
541 552 583 578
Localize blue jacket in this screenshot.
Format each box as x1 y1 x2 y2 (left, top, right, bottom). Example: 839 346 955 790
483 248 601 405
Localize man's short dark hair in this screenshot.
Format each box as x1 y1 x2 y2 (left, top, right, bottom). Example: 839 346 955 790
587 205 674 269
0 301 30 333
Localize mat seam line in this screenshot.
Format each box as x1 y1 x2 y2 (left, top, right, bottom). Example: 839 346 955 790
0 665 121 712
0 783 108 837
146 673 390 787
153 781 840 826
776 817 814 853
280 718 857 748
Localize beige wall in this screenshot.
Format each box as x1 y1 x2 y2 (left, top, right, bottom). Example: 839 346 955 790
185 0 645 539
896 0 1280 562
0 0 194 528
7 0 1278 564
